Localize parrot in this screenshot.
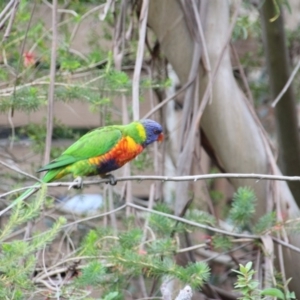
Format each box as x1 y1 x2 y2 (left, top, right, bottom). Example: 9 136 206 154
4 119 163 213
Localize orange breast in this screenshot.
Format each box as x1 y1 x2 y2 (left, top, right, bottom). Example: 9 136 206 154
89 136 144 169
110 136 144 166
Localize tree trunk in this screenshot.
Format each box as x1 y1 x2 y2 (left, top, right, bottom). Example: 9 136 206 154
148 0 300 295
260 1 300 206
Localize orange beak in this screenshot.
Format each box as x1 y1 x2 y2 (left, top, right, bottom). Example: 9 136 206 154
157 133 164 142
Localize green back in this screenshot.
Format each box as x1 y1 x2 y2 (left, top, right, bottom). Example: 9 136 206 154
38 127 122 172
38 121 146 172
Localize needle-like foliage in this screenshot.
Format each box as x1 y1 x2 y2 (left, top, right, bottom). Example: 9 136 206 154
229 187 257 229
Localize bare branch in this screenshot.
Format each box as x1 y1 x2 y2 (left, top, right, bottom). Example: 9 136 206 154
195 0 241 128
127 202 260 239
4 172 300 201
0 160 41 182
0 0 15 22
69 4 105 45
132 0 149 120
143 77 195 119
271 59 300 107
9 0 37 149
0 8 12 30
3 0 19 41
43 0 58 165
231 43 254 104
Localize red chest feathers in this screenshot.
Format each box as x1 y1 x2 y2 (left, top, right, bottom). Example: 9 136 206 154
108 136 144 167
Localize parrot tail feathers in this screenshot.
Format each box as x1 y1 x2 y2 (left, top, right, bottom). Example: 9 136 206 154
0 169 68 217
41 169 64 183
0 182 41 217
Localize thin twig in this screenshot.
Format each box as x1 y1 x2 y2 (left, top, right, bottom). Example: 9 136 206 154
272 59 300 107
176 243 206 253
69 4 105 45
108 185 118 234
3 0 19 40
195 0 241 128
0 60 108 95
272 237 300 254
132 0 149 120
43 0 58 165
140 183 155 249
0 0 14 22
0 160 41 182
143 77 195 119
127 202 260 239
191 0 212 104
5 172 300 200
29 17 74 53
100 0 115 21
35 279 58 291
9 0 36 149
121 94 132 216
38 202 300 258
1 81 102 95
0 188 38 217
0 9 12 30
231 43 254 104
53 205 126 232
128 202 300 255
112 0 127 70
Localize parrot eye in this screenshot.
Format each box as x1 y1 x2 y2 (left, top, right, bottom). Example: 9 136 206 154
153 129 161 135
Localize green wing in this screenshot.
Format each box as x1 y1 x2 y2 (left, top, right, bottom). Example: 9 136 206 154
38 127 122 172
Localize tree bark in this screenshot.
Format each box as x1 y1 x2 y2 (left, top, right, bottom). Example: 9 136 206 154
260 2 300 206
148 0 300 295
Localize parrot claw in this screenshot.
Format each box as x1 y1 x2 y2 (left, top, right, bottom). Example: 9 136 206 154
69 176 83 190
103 174 117 186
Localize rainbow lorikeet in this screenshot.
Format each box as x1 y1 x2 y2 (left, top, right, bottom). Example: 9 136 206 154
11 119 163 204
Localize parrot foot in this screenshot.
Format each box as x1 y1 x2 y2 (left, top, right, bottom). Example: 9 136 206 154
68 176 83 190
102 174 117 186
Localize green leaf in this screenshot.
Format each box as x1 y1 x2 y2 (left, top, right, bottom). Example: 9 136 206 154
61 59 81 71
248 281 259 289
232 270 243 275
261 288 285 299
245 261 253 272
102 291 119 300
286 291 296 299
270 0 280 22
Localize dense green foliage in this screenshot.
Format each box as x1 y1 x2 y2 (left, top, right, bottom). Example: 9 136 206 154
233 262 296 300
0 183 296 298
